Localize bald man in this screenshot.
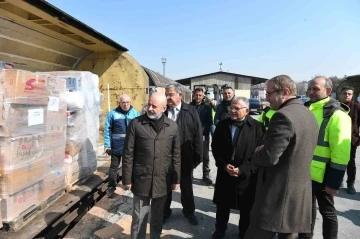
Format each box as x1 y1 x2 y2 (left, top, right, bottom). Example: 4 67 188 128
104 94 139 198
122 93 181 239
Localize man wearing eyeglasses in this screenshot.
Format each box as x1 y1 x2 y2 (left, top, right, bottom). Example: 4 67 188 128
242 75 318 239
211 97 264 239
339 85 360 195
104 94 139 198
214 86 235 125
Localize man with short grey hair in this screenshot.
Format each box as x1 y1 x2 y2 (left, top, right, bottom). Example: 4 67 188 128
104 94 139 198
163 83 203 225
212 96 264 239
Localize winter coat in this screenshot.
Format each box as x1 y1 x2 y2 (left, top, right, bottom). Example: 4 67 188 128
211 116 264 209
190 101 213 136
104 106 139 155
249 98 318 233
165 102 203 171
122 115 181 198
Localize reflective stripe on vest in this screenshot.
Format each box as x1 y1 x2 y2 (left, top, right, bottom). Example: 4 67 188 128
311 116 331 183
112 134 126 137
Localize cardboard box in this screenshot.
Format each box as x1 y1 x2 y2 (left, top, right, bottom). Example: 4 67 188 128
39 168 65 202
0 104 47 137
64 161 80 186
0 158 46 196
0 134 46 168
65 141 82 157
0 69 50 105
0 181 41 222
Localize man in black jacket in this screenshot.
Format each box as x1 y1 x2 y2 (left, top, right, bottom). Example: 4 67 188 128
214 85 235 125
190 88 213 184
163 83 203 225
122 93 181 239
211 97 264 239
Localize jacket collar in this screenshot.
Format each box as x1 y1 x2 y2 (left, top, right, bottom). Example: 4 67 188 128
278 97 302 110
225 114 254 127
140 114 170 127
116 105 133 114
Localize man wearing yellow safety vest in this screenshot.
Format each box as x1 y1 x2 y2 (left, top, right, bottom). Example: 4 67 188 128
258 106 276 131
299 76 351 239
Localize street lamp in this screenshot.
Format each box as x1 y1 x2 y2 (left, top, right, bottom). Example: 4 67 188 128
161 58 167 76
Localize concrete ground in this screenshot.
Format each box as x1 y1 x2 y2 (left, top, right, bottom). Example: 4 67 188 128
67 114 360 238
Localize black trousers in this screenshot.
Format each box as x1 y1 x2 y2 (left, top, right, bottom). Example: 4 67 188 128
164 170 195 216
346 145 357 185
203 136 210 176
299 190 337 239
108 154 122 187
215 201 252 237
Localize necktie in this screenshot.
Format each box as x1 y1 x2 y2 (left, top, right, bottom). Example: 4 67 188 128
170 108 176 121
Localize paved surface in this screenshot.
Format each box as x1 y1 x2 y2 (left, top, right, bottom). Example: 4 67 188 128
67 114 360 238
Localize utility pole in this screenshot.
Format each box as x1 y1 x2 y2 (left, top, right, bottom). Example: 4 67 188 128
161 58 167 76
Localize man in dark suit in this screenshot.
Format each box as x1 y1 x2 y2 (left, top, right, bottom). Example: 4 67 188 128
339 85 360 194
163 83 203 225
242 75 319 239
211 97 264 239
190 88 213 184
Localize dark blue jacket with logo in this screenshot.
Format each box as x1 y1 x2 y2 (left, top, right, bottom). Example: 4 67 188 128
104 106 139 155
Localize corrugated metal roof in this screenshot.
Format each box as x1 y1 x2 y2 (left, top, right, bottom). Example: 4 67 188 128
142 66 191 92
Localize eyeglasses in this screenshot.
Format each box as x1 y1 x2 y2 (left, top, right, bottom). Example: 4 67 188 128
265 89 282 97
230 106 247 112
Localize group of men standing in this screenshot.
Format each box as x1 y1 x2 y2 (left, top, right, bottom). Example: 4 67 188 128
104 75 358 239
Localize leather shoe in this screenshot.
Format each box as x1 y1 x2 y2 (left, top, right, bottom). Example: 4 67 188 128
184 214 198 225
347 184 356 194
203 176 213 185
212 231 225 239
106 187 115 198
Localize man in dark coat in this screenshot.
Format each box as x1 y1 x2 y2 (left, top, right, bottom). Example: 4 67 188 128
163 83 203 225
211 97 264 239
190 88 213 184
214 85 235 125
339 85 360 194
243 75 319 239
122 93 181 239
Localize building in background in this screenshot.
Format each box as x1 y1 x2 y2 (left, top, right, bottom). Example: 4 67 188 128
176 71 267 100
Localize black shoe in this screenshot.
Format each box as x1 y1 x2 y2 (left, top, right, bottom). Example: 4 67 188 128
184 214 198 225
163 209 172 223
203 176 213 185
347 184 356 194
212 231 225 239
107 187 115 198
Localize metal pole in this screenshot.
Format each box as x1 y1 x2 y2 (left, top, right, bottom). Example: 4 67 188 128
161 58 167 76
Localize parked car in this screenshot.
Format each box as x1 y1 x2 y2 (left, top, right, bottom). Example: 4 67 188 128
301 97 310 104
249 98 263 114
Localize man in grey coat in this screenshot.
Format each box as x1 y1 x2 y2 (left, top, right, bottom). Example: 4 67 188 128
242 75 319 239
122 93 181 239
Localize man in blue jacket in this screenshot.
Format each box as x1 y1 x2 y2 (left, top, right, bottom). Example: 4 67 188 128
104 94 139 197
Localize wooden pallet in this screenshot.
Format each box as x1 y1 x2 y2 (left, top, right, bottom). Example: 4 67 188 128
2 189 65 232
65 171 98 193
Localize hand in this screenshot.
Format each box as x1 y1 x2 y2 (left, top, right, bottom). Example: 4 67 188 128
225 164 234 174
232 167 242 177
324 186 338 196
104 148 111 154
172 184 180 190
255 145 264 153
225 164 238 177
125 184 132 191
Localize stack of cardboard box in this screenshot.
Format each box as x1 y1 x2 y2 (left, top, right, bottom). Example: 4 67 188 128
43 71 100 187
0 70 67 221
